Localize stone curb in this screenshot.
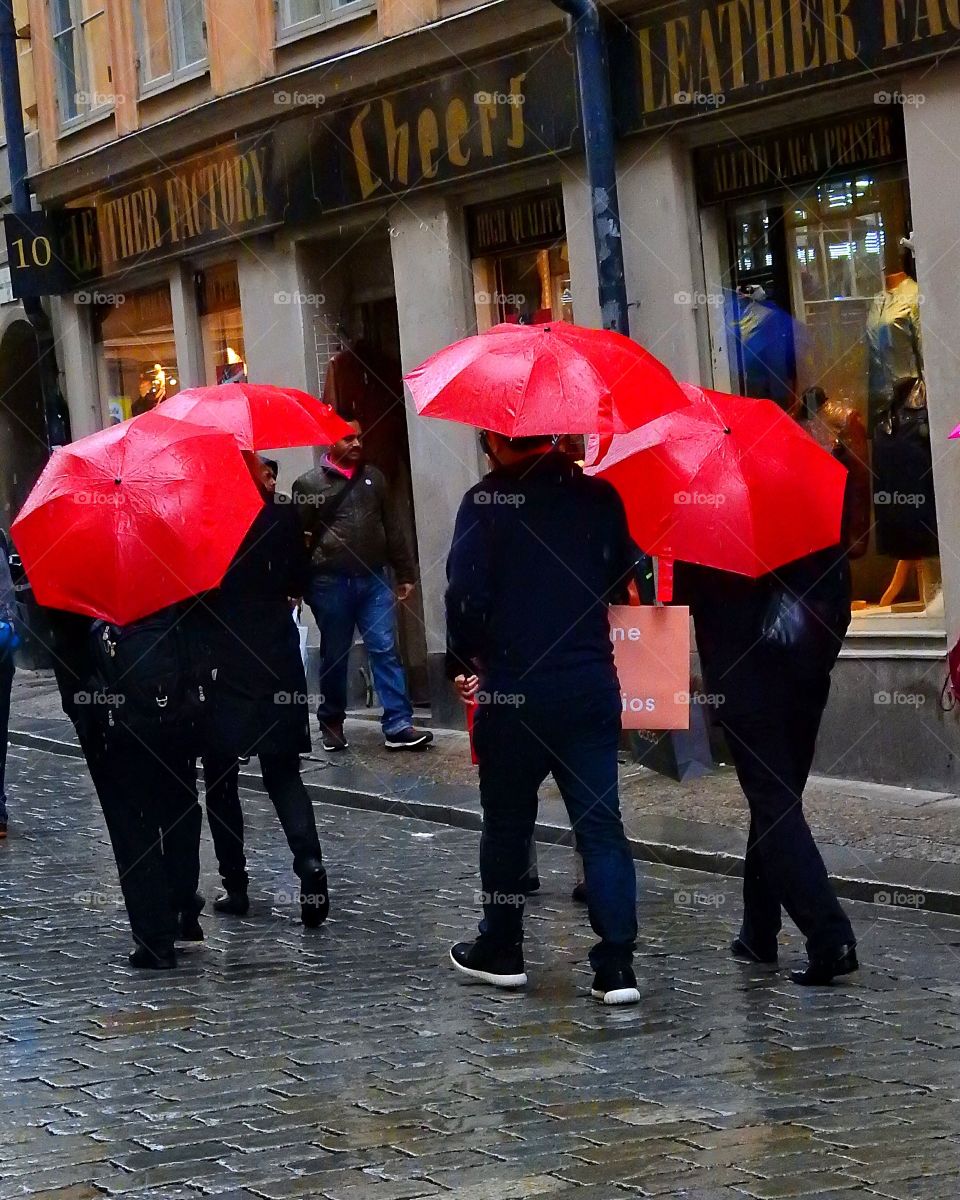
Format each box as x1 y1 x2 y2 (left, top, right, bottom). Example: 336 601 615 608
12 728 959 916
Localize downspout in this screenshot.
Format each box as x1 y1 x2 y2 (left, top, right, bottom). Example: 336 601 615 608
0 0 70 450
550 0 630 336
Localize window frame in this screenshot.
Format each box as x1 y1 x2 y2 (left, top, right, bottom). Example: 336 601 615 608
276 0 374 43
50 0 113 131
134 0 209 98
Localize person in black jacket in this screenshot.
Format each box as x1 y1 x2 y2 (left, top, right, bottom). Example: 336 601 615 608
445 433 641 1006
676 546 857 986
292 420 431 753
200 458 328 928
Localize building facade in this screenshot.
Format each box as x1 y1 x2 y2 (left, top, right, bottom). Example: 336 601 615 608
16 0 960 786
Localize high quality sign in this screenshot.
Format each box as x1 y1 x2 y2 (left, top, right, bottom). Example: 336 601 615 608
311 40 580 211
611 0 960 130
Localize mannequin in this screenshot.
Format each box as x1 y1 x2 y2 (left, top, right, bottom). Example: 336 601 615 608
865 242 922 434
733 283 796 411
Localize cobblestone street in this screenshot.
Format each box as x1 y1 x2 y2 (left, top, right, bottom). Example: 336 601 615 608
3 743 960 1200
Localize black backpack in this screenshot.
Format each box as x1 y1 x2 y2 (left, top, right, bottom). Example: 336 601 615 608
90 606 212 741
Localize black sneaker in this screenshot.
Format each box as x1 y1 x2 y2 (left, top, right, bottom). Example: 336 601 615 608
450 939 527 988
384 727 434 751
571 882 587 904
731 937 778 965
790 943 859 987
320 721 349 752
300 864 330 929
591 964 640 1005
128 946 177 970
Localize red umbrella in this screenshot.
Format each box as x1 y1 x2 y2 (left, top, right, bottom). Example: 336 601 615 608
12 411 264 626
588 383 847 578
159 383 353 451
404 322 687 436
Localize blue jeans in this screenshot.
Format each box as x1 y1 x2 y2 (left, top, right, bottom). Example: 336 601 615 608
472 683 637 971
305 570 413 737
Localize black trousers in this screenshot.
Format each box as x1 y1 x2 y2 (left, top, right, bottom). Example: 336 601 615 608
0 655 13 818
474 686 637 971
722 674 855 961
94 732 202 957
204 750 323 882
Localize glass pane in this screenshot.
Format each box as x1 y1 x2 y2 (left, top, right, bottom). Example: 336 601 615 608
176 0 206 69
94 285 180 421
53 30 79 121
82 11 112 106
50 0 73 35
138 0 172 84
284 0 324 26
198 263 247 386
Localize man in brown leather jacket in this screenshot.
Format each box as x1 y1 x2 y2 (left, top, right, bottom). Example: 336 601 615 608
292 421 431 753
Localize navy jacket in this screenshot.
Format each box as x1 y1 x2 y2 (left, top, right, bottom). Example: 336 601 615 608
445 453 636 695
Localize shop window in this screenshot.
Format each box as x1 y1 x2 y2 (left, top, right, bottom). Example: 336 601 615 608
94 284 181 423
468 189 572 331
720 169 939 619
277 0 373 39
50 0 112 126
135 0 207 92
197 262 246 385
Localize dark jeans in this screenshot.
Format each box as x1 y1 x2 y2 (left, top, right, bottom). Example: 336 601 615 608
305 569 413 736
0 655 13 821
204 750 323 881
723 674 855 961
97 734 202 957
473 685 637 971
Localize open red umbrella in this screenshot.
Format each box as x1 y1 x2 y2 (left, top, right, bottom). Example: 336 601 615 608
404 322 686 436
587 383 847 578
159 383 353 451
11 411 264 626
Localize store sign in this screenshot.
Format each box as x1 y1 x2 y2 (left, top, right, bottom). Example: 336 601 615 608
57 134 285 281
3 212 75 298
467 189 566 257
696 110 908 203
612 0 960 130
311 41 580 211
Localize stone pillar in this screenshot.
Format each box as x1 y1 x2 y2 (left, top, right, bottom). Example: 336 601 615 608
168 263 204 391
388 193 482 722
49 296 101 437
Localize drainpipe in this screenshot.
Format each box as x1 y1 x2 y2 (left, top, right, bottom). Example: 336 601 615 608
0 0 70 450
550 0 629 336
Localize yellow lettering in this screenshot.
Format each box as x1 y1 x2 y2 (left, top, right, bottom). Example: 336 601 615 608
637 26 667 111
165 178 182 243
476 99 498 158
446 97 471 168
381 99 410 186
753 0 788 80
915 0 945 36
665 16 692 102
417 108 439 179
143 187 162 251
789 0 822 72
883 0 904 47
247 150 267 218
698 10 723 93
507 74 526 148
349 104 381 201
719 0 752 89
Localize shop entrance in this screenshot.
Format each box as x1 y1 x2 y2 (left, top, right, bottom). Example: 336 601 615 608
300 230 428 706
705 124 937 619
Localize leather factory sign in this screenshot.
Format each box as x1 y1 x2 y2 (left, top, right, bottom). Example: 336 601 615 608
611 0 960 130
696 109 908 203
310 41 580 211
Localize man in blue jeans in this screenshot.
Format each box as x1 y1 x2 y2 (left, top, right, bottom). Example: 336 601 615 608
446 432 640 1005
293 420 432 752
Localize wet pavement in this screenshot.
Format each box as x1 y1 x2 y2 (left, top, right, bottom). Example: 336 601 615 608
3 742 960 1199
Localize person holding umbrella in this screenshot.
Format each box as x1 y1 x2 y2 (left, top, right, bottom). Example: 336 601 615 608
406 322 688 1005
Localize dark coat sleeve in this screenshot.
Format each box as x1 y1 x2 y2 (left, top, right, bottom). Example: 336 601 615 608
378 470 417 584
445 490 493 679
604 487 641 604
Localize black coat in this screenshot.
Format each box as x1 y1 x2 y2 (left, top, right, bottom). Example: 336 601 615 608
203 500 311 759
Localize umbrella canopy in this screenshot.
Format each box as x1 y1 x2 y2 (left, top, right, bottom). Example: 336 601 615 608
12 411 264 626
587 383 847 578
159 383 353 451
404 322 687 436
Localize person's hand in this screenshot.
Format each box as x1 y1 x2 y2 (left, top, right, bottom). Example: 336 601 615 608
454 674 480 703
396 582 415 602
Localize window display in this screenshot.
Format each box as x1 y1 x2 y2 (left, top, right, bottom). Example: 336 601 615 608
197 262 246 385
718 164 939 618
94 284 180 423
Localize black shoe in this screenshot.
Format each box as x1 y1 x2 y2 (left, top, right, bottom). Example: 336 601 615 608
320 721 349 752
731 937 778 965
571 882 587 904
384 727 434 751
591 964 640 1006
177 913 204 942
790 944 859 987
128 946 177 970
214 889 250 916
450 938 527 988
300 864 330 928
523 875 541 896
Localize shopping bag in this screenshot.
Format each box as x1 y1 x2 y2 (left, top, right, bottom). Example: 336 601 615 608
610 604 690 730
628 704 715 781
